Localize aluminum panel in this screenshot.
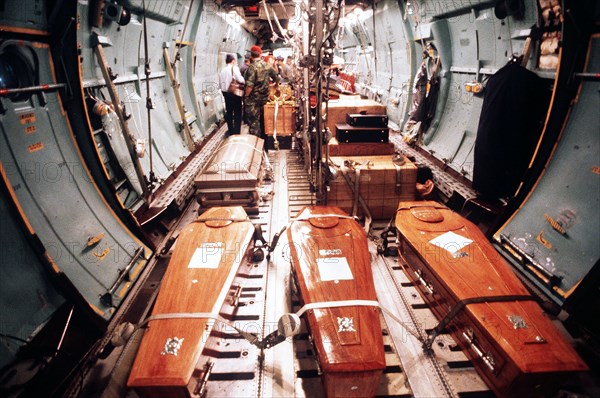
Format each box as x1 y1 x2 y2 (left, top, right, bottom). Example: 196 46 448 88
422 72 483 177
0 0 49 32
0 189 65 369
141 78 190 173
0 43 151 320
495 36 600 302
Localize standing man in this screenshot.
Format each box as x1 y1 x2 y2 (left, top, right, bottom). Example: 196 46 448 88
244 45 278 138
219 53 244 135
280 55 294 85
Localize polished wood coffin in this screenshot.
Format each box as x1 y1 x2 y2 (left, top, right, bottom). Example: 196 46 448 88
128 207 254 398
288 206 386 397
394 201 588 397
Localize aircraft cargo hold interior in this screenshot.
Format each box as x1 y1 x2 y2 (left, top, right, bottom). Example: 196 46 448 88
0 1 599 397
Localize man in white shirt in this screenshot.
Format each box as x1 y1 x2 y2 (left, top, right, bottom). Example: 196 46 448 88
219 54 245 135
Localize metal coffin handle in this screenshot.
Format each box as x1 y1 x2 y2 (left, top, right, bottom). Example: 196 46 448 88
462 329 496 374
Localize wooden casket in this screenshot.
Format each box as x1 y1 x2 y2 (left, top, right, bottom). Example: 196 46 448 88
328 155 417 220
288 206 386 397
127 207 255 398
194 135 264 211
394 201 588 397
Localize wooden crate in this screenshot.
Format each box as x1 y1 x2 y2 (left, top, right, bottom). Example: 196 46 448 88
264 103 295 136
323 95 386 136
328 155 417 220
328 137 395 156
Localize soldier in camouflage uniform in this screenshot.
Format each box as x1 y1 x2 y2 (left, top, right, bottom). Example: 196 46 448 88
244 45 279 138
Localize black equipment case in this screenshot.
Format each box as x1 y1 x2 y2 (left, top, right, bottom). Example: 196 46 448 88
335 123 389 143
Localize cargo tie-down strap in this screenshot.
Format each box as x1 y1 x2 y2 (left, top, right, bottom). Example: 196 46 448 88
138 312 262 347
137 298 423 350
423 294 536 352
137 294 538 353
330 160 374 233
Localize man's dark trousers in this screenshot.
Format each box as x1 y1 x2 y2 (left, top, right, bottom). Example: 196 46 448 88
223 91 243 135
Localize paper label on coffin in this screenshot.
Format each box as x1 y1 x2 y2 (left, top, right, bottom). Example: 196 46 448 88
187 242 223 268
429 231 473 257
317 257 354 281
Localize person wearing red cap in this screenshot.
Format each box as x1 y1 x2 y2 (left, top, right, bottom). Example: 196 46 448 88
244 45 279 138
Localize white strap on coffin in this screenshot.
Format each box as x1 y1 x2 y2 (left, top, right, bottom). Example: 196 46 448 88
295 299 379 317
138 300 421 343
295 299 421 340
139 312 261 344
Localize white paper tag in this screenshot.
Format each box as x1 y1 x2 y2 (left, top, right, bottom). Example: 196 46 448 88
429 231 473 255
188 242 224 269
317 257 354 281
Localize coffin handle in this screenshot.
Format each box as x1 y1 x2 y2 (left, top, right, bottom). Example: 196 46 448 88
415 269 434 295
462 330 496 374
193 360 214 397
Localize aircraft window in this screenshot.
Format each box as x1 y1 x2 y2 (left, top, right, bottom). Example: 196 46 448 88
0 46 35 102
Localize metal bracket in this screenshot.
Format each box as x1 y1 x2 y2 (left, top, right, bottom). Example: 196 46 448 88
90 33 112 48
257 313 301 349
193 360 214 397
230 284 243 307
100 247 145 307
